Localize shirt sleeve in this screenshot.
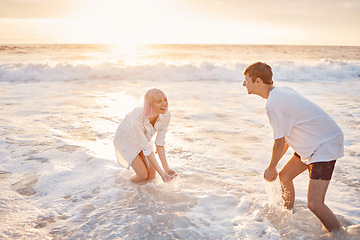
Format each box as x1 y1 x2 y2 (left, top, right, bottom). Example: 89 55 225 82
155 112 171 146
132 119 153 157
267 109 293 140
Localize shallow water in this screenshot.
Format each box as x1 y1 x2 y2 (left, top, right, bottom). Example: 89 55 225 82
0 44 360 239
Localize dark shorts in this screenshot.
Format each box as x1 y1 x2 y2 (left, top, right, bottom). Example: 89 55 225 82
294 152 336 180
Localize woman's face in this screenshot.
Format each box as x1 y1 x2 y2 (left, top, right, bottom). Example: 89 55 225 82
152 91 168 116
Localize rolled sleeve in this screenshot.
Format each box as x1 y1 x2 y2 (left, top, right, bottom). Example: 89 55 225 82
155 112 170 146
155 130 166 146
267 110 293 140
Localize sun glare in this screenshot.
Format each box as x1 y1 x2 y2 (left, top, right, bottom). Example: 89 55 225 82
66 0 176 44
112 43 139 57
61 0 301 45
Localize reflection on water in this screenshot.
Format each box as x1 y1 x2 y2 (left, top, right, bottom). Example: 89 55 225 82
0 75 359 239
1 44 360 65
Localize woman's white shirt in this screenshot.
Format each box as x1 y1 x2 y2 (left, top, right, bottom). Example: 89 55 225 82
113 107 170 169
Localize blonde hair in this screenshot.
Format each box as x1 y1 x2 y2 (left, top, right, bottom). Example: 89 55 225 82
142 88 168 119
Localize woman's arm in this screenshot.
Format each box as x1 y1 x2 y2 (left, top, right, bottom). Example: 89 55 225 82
146 152 172 182
156 145 176 175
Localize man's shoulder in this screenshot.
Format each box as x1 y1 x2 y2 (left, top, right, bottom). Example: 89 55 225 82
268 87 285 102
267 87 297 110
273 86 294 94
269 87 298 100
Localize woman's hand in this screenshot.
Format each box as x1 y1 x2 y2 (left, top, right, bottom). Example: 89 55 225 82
264 167 278 182
165 168 176 176
160 168 176 182
160 172 176 182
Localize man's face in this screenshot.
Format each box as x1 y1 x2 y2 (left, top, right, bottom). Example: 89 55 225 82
243 74 256 94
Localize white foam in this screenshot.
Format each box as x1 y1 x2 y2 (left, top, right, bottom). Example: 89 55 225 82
1 45 359 239
1 59 359 83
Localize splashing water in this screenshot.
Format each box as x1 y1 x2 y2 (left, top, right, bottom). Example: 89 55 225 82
264 178 284 208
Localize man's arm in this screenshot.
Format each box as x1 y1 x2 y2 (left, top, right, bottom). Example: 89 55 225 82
264 137 288 181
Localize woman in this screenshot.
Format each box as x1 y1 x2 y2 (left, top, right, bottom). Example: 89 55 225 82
114 88 176 183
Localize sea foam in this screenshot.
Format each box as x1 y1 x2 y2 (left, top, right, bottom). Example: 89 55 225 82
1 59 359 83
1 44 359 239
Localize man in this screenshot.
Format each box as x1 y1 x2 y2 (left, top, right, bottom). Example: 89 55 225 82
243 62 343 232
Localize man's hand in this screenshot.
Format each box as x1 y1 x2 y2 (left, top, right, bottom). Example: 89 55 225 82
264 167 278 182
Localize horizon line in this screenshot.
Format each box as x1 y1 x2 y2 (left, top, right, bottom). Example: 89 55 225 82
0 41 359 48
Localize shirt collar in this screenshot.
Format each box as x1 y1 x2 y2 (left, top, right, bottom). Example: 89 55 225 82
144 113 163 128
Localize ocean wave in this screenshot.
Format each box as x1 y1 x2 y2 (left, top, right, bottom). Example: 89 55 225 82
1 59 359 83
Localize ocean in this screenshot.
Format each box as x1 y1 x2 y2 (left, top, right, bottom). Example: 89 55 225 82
0 44 359 239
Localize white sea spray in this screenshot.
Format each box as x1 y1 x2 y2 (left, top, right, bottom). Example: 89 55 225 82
0 44 359 239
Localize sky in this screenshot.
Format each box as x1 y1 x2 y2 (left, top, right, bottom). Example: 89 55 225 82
0 0 359 46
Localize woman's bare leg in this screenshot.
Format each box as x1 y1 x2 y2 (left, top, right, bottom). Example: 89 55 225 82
147 164 156 180
138 151 156 180
130 154 149 183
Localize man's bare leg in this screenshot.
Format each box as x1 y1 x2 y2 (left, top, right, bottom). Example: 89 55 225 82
307 179 341 232
278 154 307 209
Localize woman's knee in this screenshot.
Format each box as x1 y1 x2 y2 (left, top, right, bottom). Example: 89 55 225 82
131 165 149 181
147 166 156 180
137 170 149 181
147 174 156 180
131 154 149 181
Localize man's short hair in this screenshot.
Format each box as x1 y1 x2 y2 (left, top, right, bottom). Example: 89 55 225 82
243 62 273 85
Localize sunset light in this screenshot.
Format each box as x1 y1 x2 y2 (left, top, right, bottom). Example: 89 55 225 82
0 0 359 45
65 0 168 44
1 1 360 239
